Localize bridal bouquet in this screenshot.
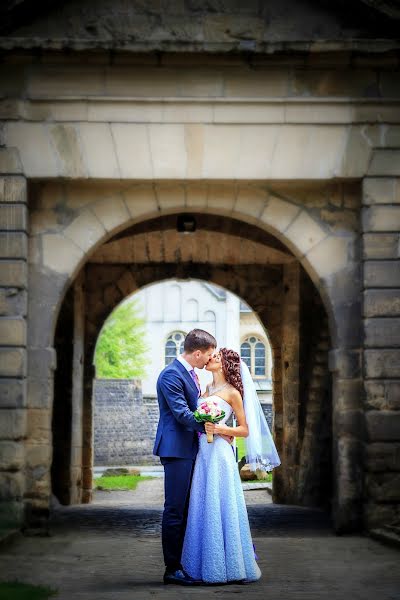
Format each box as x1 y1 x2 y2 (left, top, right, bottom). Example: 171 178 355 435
194 399 225 443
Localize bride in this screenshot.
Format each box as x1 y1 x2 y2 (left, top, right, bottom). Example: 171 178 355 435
181 347 281 584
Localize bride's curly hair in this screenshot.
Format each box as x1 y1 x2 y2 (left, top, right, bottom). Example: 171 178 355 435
220 348 244 398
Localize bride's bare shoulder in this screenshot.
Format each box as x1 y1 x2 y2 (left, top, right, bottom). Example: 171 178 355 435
228 384 242 403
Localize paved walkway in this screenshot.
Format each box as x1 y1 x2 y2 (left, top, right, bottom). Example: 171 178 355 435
0 478 399 600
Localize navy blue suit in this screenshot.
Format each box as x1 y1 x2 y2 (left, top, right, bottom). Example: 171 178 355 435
153 359 205 571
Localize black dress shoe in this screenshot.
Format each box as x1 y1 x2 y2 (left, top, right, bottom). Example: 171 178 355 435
163 569 202 585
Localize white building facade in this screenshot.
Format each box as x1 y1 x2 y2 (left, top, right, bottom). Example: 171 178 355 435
133 280 273 403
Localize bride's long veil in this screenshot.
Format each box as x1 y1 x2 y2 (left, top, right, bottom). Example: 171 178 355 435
240 359 281 473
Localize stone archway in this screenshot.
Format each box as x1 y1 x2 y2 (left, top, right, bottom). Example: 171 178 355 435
27 176 360 529
25 178 362 533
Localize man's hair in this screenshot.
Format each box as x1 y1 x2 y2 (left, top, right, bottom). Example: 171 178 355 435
184 329 217 353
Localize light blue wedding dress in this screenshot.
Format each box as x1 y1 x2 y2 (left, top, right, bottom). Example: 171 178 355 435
181 395 262 584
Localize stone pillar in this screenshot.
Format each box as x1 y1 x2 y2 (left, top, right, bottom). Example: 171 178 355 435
0 160 28 535
329 348 364 532
362 167 400 530
281 263 300 503
70 272 85 504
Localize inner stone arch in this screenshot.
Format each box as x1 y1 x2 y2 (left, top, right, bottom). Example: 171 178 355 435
51 212 333 522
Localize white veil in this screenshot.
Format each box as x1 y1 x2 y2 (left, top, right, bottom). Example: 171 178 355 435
240 359 281 473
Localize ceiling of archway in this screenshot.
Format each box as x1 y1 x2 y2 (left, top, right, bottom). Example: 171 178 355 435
90 228 295 266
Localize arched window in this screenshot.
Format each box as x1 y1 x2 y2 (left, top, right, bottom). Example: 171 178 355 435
165 331 186 366
240 336 266 377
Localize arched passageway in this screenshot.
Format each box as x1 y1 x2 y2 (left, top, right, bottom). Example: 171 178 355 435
51 212 333 518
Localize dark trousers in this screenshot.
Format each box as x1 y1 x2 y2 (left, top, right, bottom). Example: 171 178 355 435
160 457 195 572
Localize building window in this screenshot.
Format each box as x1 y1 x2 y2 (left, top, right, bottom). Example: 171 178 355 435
240 336 266 377
165 331 186 365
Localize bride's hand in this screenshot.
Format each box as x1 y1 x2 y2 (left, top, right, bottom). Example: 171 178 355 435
220 434 234 444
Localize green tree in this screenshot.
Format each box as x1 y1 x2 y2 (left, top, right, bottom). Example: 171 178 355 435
95 298 149 379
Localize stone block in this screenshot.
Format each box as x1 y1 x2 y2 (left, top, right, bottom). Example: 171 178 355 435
0 148 23 175
365 443 400 472
0 317 26 347
123 184 159 219
364 380 400 411
27 409 51 444
363 177 399 205
0 499 24 530
78 123 120 178
42 233 84 275
364 261 400 288
25 444 52 469
28 347 57 379
365 350 400 378
0 471 24 500
0 260 27 288
368 149 400 177
366 472 400 502
366 411 400 442
364 501 399 530
362 233 399 259
328 348 362 378
0 408 26 440
284 210 327 256
334 408 365 438
111 123 153 178
149 123 187 179
0 232 28 259
0 441 24 471
0 288 27 316
260 196 300 235
362 206 400 232
63 208 106 253
0 348 26 377
304 235 349 279
364 317 400 347
0 204 27 231
0 176 26 203
90 196 130 233
5 123 59 177
0 378 26 408
333 378 363 411
27 377 53 409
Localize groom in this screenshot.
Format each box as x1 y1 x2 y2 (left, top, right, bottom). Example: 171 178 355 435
153 328 217 585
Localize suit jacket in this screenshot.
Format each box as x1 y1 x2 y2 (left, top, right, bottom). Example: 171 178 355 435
153 358 205 459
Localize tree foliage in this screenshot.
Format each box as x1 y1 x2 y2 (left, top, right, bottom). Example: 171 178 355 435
94 298 149 379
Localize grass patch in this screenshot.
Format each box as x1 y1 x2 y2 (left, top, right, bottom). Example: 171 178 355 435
235 438 273 483
94 474 153 490
0 581 57 600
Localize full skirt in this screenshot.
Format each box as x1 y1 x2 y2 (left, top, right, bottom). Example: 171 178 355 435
181 434 262 583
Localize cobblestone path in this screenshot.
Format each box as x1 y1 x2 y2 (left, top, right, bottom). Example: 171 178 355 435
0 478 399 600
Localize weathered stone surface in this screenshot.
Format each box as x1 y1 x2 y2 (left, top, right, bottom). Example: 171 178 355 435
0 288 27 317
27 377 53 409
365 472 400 502
0 260 27 288
0 378 26 408
364 501 399 529
0 148 23 175
364 261 400 287
366 411 400 442
0 441 24 471
334 408 365 438
27 409 52 444
0 471 24 500
0 204 27 231
365 443 400 472
0 232 28 259
328 349 362 378
362 206 400 232
364 317 400 347
0 176 27 203
363 177 400 205
28 348 57 379
333 378 363 411
0 409 26 440
365 350 400 378
368 149 400 177
0 317 26 346
365 380 400 411
362 233 400 259
364 289 400 318
0 348 26 377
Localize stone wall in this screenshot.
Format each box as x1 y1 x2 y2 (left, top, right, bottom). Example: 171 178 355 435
94 379 159 466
